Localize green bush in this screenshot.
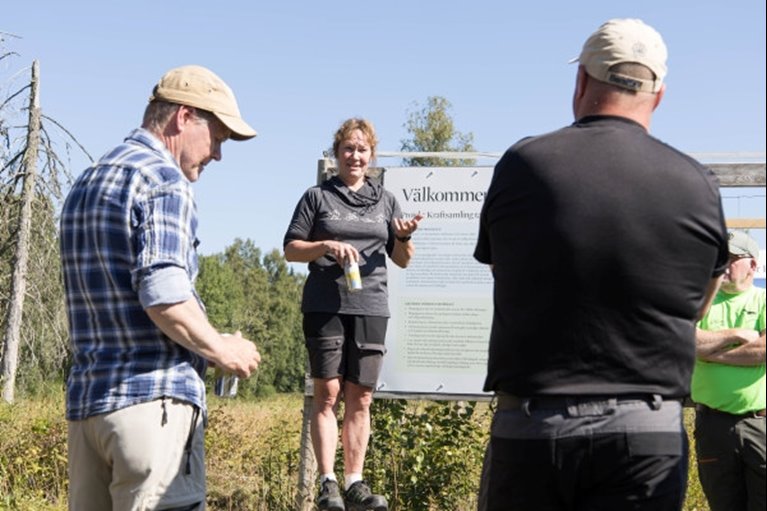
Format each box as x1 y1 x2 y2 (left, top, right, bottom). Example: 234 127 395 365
365 398 490 511
0 397 68 510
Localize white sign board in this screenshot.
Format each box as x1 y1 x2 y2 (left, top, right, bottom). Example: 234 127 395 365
378 167 494 396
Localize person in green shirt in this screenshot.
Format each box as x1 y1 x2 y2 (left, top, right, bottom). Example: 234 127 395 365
692 230 765 511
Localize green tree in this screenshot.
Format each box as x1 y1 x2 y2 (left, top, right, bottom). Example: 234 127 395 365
196 240 306 397
400 96 476 167
262 249 306 393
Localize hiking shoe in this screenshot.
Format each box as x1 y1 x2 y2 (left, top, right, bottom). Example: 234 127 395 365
344 480 388 511
318 479 345 511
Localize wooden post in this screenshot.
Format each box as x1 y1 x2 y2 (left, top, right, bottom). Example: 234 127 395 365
295 157 334 510
296 376 317 511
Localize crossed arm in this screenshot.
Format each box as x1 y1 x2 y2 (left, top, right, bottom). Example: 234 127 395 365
696 327 766 366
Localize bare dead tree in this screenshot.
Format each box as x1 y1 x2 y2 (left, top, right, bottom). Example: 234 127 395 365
0 46 88 401
1 60 40 402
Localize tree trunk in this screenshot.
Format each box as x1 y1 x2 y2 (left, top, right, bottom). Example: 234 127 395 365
1 60 40 403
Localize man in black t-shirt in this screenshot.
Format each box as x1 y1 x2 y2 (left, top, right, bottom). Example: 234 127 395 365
474 19 728 511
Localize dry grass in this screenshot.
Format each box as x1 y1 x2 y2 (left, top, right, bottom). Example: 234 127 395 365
205 394 305 510
0 393 711 510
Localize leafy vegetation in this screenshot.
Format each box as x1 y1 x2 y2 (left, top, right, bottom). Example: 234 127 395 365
366 399 489 510
400 96 476 167
196 239 307 396
0 393 712 511
0 392 68 510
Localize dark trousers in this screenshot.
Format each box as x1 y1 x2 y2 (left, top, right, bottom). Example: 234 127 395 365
695 408 766 511
478 396 688 511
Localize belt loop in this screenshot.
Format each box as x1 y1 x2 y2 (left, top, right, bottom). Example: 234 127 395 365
521 398 532 417
650 394 662 411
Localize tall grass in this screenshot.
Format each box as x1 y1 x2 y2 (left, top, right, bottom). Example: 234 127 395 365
0 393 710 511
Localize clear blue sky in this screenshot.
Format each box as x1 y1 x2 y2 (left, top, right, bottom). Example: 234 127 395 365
5 1 766 257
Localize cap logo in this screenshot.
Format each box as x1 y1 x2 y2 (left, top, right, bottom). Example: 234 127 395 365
607 73 642 91
632 42 648 58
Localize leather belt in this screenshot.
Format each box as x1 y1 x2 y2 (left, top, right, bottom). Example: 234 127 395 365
495 393 666 411
695 403 766 418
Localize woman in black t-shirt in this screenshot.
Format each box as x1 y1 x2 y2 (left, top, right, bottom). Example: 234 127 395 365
284 118 422 510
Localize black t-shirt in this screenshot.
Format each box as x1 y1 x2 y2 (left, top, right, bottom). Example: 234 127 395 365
474 116 729 398
284 176 401 316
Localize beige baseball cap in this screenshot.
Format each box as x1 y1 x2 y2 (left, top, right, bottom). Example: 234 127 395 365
728 231 760 259
573 18 667 93
150 65 257 141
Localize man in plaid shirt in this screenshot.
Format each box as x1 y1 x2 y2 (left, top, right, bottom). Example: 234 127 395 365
60 65 261 511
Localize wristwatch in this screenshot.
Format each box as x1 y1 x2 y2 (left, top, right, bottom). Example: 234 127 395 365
396 235 411 242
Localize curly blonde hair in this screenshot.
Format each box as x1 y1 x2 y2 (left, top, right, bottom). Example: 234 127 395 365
332 118 378 160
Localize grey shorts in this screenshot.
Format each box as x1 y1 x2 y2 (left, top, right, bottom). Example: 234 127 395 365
303 312 387 388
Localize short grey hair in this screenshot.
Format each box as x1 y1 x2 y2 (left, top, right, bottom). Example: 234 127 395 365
142 101 217 132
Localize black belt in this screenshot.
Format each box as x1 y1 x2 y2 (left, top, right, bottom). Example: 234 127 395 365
696 403 766 419
496 393 667 412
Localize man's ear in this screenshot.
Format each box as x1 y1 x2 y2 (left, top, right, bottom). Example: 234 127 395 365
574 66 588 100
174 105 196 131
652 84 666 112
161 105 190 137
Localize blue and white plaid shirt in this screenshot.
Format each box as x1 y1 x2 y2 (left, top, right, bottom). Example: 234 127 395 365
60 128 207 421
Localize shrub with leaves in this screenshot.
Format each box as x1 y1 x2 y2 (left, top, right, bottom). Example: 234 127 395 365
365 398 491 511
0 396 68 510
205 396 302 511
